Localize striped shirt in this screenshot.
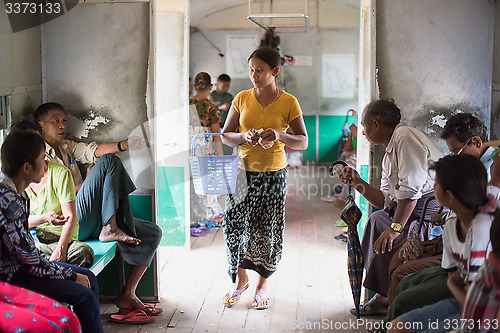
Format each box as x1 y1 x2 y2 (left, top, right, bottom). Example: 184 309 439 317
442 212 493 283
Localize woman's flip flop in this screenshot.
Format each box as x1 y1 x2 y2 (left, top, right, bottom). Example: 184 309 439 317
252 294 270 310
223 282 249 307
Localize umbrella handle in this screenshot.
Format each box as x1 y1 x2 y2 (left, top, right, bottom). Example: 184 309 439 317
329 160 351 196
416 196 439 234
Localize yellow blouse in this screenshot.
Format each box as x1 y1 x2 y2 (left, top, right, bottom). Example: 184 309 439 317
233 88 302 172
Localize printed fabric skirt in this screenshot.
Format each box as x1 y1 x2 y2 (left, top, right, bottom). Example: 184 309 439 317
223 168 287 283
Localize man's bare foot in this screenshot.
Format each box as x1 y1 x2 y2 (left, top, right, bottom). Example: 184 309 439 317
114 294 144 311
99 224 140 245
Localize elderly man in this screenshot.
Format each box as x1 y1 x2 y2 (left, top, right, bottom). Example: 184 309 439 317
342 100 443 315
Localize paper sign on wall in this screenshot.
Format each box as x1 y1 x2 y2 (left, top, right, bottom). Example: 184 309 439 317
322 54 355 98
226 35 260 78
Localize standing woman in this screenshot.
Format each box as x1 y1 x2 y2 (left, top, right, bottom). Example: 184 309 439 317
221 47 308 309
190 72 225 223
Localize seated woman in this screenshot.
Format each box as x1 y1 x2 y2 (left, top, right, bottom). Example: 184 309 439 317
27 160 94 268
33 103 163 315
0 281 82 333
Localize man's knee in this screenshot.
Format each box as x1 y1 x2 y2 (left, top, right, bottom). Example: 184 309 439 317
97 153 121 166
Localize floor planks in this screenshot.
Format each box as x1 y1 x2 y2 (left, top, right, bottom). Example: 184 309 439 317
101 165 380 332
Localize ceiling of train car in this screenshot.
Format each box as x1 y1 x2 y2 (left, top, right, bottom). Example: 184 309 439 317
190 0 360 28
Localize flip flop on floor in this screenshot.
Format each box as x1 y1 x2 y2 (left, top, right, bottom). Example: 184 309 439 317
110 308 155 325
223 282 249 307
118 304 163 316
252 294 270 310
349 297 388 316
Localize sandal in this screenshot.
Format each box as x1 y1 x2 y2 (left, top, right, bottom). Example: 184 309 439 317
110 308 155 324
190 226 208 237
223 282 249 307
349 297 388 316
252 294 270 310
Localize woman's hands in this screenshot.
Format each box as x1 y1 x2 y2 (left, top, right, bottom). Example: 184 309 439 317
50 245 68 263
259 128 280 143
43 212 69 226
242 128 280 146
242 131 260 146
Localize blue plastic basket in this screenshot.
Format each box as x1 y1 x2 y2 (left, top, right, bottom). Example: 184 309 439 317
189 133 239 195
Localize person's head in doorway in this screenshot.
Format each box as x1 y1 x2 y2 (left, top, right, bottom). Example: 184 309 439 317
216 74 231 95
441 113 489 158
361 99 401 146
194 72 212 92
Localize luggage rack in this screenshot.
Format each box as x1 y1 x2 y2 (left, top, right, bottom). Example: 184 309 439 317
247 0 309 32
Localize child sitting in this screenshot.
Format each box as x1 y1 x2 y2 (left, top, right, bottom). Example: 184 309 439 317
387 154 495 333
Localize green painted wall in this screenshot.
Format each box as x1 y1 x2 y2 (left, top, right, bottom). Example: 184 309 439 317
302 115 357 163
358 164 369 236
303 116 316 162
157 166 186 247
97 193 157 298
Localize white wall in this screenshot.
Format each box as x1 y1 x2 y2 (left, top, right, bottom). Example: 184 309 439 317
0 10 42 124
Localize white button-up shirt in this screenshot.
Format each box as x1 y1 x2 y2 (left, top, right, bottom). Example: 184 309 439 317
45 140 98 187
381 125 443 208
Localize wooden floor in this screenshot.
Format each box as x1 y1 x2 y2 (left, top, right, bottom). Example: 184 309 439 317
100 165 379 332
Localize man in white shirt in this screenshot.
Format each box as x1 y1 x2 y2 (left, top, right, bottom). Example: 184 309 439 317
343 100 443 315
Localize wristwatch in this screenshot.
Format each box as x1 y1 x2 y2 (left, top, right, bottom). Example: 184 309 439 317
390 222 403 233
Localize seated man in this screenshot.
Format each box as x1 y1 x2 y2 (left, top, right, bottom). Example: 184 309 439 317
35 102 162 314
342 100 443 315
0 130 102 333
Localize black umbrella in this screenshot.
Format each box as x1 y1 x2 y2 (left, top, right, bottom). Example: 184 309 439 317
329 160 364 319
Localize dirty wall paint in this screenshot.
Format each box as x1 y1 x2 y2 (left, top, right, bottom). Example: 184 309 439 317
42 3 149 146
376 0 493 154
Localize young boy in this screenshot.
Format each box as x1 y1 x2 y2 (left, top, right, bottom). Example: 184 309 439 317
0 130 103 333
209 73 233 128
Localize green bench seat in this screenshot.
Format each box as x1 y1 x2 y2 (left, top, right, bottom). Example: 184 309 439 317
85 240 118 276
